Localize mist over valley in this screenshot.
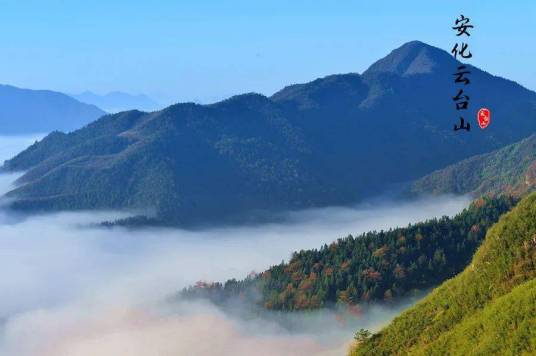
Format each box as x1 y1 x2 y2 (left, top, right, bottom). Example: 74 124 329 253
0 135 470 356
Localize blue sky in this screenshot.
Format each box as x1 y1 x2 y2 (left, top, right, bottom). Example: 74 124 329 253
0 0 534 105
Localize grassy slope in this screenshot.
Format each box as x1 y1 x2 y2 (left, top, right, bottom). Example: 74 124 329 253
425 278 536 355
351 192 536 355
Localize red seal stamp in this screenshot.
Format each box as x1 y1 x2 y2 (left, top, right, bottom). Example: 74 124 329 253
477 108 491 129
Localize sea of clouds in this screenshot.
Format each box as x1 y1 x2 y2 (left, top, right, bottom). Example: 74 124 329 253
0 135 470 356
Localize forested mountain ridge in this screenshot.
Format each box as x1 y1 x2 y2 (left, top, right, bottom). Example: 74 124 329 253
0 84 106 134
3 41 536 225
351 192 536 356
181 195 516 310
411 133 536 198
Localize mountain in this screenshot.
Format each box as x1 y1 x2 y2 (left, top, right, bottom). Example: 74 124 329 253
181 196 515 310
73 91 161 113
3 41 536 225
411 133 536 198
0 85 106 134
351 192 536 356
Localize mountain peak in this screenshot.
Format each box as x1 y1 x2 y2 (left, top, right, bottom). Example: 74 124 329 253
364 40 453 77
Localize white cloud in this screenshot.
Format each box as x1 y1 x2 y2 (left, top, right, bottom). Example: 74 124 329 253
0 135 470 356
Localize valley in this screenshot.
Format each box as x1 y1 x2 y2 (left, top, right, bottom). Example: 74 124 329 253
1 3 535 353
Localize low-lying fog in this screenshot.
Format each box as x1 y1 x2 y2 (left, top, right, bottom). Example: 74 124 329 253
0 135 470 356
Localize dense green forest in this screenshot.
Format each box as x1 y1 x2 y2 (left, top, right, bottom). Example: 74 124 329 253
351 192 536 356
182 195 516 310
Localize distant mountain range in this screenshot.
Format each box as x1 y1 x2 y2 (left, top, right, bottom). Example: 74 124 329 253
411 133 536 198
0 85 106 134
72 91 161 113
3 40 536 225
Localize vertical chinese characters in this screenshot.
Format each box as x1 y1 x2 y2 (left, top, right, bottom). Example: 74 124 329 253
452 15 474 131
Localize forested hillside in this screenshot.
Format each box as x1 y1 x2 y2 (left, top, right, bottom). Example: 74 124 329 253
412 133 536 198
182 196 516 310
351 192 536 356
